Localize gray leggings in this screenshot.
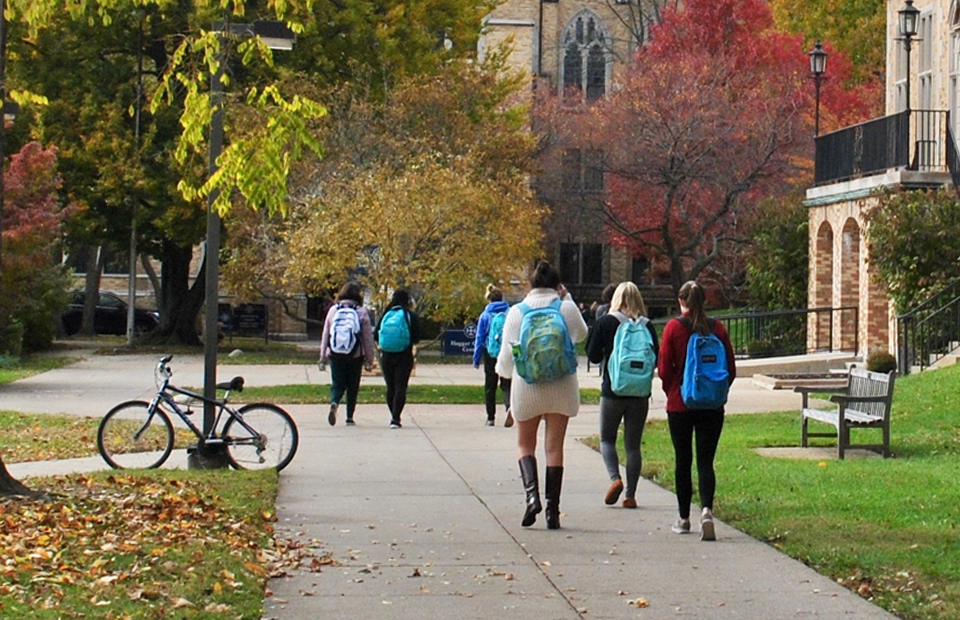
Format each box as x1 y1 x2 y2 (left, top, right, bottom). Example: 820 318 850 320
599 396 649 499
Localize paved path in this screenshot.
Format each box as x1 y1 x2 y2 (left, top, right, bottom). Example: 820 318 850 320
1 351 897 620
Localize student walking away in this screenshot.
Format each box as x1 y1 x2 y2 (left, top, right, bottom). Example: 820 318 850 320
586 283 617 373
496 260 588 530
472 284 513 428
319 282 376 427
657 281 736 541
377 289 421 429
586 282 658 509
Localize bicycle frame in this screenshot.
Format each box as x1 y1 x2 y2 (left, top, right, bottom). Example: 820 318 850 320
144 370 262 446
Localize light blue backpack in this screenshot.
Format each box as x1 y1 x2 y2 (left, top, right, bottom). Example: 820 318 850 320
378 306 411 353
607 313 656 397
513 300 578 384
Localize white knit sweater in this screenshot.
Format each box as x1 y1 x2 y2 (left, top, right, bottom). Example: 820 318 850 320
495 289 589 421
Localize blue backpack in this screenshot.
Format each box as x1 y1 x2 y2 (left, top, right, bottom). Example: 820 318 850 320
608 313 656 397
679 318 730 409
486 310 508 358
378 306 411 353
513 300 578 384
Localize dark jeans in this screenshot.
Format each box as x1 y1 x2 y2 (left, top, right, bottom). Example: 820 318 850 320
667 409 725 519
381 350 415 423
483 350 511 419
330 354 364 419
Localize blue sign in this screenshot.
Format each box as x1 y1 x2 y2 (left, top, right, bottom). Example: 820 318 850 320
443 322 477 356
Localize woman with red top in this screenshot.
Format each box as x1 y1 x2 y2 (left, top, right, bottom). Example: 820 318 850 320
657 281 736 541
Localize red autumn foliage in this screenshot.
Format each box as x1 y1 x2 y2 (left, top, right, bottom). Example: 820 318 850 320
535 0 878 297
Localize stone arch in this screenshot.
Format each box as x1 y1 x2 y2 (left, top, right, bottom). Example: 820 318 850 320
840 218 862 351
813 221 834 350
559 10 613 103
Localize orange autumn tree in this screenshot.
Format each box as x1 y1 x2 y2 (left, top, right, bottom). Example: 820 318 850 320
538 0 875 298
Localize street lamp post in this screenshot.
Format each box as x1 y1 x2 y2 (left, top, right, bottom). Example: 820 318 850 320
808 41 828 137
202 21 295 440
898 0 920 113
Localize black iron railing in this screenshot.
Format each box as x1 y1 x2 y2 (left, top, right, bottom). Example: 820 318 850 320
896 279 960 374
815 110 950 186
653 306 858 359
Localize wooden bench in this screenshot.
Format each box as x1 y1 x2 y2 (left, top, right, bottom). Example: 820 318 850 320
794 369 895 459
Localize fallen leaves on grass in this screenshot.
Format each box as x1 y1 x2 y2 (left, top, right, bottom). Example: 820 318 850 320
0 473 275 617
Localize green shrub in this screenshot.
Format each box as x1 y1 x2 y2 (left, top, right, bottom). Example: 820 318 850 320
866 350 897 373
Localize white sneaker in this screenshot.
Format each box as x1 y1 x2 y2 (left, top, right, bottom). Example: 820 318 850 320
700 508 716 541
671 518 691 534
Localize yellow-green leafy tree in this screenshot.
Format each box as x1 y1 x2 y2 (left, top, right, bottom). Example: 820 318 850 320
222 54 544 324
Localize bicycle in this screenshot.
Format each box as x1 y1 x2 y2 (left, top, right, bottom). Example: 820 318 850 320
97 355 299 471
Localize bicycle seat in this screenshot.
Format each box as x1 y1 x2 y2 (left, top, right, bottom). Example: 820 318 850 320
216 376 245 392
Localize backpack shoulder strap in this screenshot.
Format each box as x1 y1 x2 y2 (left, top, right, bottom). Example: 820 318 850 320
517 302 531 315
610 311 627 325
549 298 562 311
677 316 692 332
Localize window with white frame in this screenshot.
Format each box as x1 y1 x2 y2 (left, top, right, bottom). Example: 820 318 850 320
560 11 611 103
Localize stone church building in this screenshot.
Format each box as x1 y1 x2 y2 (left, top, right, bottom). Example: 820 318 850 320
480 0 674 313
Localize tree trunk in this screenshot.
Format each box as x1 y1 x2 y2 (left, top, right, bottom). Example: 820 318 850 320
79 246 105 335
142 241 204 346
0 455 43 499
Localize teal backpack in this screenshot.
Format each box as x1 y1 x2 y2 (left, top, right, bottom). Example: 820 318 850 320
486 310 508 357
513 300 578 384
378 306 411 353
607 313 656 397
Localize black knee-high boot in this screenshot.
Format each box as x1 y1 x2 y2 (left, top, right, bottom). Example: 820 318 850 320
545 466 564 530
519 456 542 527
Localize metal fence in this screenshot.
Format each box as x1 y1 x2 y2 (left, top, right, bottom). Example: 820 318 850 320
897 280 960 375
652 306 858 358
814 109 951 186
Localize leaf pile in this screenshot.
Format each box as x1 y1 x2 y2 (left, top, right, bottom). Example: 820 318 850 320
0 471 279 619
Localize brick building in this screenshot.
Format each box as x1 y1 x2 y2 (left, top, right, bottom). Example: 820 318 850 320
806 0 960 358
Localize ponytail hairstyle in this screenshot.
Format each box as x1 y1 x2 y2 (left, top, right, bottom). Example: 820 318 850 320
485 283 503 302
530 260 561 290
678 280 709 335
610 282 647 320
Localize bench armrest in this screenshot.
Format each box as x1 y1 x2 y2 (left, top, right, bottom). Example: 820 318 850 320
829 394 889 404
794 385 844 409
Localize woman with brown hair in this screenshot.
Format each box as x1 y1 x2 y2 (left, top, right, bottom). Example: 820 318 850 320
496 260 588 529
657 281 735 540
319 281 376 426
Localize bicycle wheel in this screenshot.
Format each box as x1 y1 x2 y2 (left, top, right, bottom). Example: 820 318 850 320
98 400 175 469
223 403 299 471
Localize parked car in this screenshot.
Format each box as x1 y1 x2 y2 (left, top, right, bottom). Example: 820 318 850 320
61 291 160 336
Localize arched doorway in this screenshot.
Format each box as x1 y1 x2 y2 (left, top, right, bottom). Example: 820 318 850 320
840 218 861 351
813 221 834 350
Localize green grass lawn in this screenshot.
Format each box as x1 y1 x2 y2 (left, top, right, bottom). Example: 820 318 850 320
622 363 960 620
0 356 74 385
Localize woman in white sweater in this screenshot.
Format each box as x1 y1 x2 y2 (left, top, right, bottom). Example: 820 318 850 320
496 261 588 529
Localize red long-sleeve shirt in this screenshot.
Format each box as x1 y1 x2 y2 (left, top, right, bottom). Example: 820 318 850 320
657 313 736 413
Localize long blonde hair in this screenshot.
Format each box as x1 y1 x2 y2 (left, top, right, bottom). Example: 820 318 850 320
610 282 647 319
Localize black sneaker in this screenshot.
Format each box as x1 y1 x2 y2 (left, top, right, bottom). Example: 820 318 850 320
328 403 338 426
485 418 495 426
345 418 356 426
390 421 402 429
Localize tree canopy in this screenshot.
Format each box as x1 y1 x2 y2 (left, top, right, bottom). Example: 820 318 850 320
222 55 544 322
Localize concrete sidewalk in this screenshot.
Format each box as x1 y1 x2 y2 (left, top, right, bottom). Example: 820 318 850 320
263 403 897 620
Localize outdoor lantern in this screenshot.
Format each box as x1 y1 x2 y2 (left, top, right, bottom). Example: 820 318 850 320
899 0 920 39
809 41 827 77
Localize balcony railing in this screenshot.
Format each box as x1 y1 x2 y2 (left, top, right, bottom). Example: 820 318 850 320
815 109 954 186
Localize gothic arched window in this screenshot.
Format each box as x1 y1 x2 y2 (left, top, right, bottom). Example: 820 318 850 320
560 12 610 103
